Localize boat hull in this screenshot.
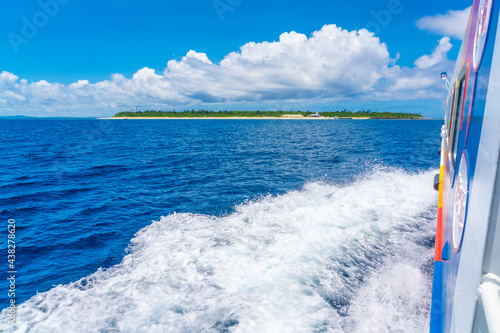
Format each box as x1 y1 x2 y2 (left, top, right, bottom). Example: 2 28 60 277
430 1 500 332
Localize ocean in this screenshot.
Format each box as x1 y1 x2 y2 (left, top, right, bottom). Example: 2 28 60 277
0 118 441 332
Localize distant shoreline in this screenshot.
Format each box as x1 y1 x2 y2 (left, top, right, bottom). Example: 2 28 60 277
100 117 330 120
99 117 432 120
110 110 425 120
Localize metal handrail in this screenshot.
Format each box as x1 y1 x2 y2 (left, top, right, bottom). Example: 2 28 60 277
479 273 500 333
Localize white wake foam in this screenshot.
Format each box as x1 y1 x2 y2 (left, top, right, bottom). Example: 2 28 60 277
1 169 438 333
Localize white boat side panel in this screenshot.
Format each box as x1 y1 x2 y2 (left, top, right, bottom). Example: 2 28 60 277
482 160 500 276
450 19 500 333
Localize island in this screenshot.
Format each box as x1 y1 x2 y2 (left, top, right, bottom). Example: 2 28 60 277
101 110 424 119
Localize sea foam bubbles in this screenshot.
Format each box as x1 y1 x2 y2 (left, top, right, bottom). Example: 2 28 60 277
1 169 437 333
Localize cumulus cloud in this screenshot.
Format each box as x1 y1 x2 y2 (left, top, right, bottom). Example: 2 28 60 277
0 24 454 116
164 26 391 102
414 37 453 69
416 7 472 40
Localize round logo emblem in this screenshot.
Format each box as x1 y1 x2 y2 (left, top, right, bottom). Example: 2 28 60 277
473 0 494 71
453 152 469 252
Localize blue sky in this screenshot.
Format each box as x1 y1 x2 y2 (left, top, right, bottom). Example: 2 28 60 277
0 0 472 117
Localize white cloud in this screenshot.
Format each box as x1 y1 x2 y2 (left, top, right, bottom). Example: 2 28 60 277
164 26 391 102
384 39 454 99
416 7 472 40
0 25 455 117
414 37 453 69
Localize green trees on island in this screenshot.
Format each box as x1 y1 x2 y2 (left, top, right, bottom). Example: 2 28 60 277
113 110 423 119
115 110 305 118
319 110 423 118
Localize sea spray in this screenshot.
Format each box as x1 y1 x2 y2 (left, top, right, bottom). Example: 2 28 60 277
0 169 438 333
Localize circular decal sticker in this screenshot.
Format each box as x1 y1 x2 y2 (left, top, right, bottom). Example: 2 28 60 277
473 0 494 71
453 152 469 252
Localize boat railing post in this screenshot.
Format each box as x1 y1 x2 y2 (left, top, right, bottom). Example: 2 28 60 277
478 273 500 333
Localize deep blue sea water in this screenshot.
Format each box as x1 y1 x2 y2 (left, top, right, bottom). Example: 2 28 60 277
0 119 442 332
